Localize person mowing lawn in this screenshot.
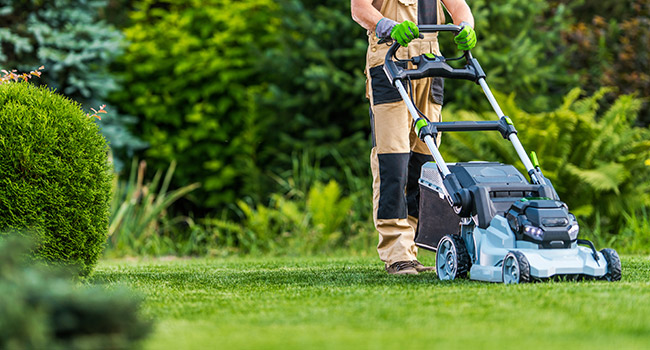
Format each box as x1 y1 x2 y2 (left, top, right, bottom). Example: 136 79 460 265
350 0 477 275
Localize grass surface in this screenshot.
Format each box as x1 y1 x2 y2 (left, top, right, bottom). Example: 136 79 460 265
93 253 650 350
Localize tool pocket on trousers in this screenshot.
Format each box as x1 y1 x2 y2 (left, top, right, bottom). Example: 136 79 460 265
370 65 402 105
430 76 444 105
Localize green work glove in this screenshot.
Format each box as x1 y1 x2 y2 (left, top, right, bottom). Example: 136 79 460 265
390 20 419 47
454 21 477 51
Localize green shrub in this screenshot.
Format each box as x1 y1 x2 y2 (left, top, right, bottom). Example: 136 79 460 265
0 238 151 350
111 0 370 214
257 0 369 174
0 82 113 276
204 177 367 255
558 0 650 125
111 0 280 211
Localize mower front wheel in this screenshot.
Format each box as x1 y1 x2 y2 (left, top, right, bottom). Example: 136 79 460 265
436 234 470 280
502 251 530 284
600 248 622 282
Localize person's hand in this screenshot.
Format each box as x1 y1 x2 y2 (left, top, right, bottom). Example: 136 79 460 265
454 22 477 51
390 20 419 47
377 18 420 46
375 19 419 47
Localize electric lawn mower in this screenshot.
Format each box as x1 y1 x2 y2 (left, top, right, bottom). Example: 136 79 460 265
382 24 622 284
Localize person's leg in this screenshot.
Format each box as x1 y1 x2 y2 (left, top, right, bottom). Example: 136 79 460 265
367 63 418 274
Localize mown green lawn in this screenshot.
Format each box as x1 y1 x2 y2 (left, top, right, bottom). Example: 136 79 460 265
94 254 650 350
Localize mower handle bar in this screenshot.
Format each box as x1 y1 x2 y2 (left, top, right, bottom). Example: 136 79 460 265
417 24 463 33
383 24 485 85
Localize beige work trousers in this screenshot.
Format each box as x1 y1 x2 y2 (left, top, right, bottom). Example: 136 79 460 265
365 0 445 266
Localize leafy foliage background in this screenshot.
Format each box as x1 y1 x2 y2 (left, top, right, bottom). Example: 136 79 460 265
1 0 649 255
110 0 369 214
559 0 650 124
441 89 650 228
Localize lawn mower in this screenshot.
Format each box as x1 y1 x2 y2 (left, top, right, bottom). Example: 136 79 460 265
382 24 622 283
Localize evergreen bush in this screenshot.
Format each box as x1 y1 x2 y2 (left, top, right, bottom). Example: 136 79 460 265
0 238 151 350
0 82 113 276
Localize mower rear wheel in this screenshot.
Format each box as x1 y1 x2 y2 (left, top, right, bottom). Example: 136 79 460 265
436 234 470 280
600 248 622 282
502 251 530 284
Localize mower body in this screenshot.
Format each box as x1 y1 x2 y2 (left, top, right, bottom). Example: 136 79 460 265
416 161 610 282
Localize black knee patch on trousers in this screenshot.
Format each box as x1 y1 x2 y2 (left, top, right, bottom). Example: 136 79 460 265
406 152 434 218
378 153 409 220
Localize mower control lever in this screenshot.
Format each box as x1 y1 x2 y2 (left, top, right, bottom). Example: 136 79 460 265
377 33 424 45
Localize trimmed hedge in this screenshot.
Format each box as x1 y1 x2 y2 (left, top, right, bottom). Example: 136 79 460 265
0 82 113 276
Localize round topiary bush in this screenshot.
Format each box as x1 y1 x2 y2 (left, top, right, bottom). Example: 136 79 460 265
0 82 112 276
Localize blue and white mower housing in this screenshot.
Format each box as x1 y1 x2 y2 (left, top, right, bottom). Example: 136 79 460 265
467 215 607 282
415 162 621 283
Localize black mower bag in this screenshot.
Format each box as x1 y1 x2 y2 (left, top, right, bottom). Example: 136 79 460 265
415 162 461 250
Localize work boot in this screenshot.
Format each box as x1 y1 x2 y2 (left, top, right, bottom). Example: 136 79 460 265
411 260 435 273
385 261 418 275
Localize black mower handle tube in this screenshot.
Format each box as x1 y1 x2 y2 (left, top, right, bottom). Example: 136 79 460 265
417 24 463 33
431 121 500 132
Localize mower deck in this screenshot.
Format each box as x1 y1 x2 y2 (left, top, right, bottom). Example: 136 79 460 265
467 217 607 282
